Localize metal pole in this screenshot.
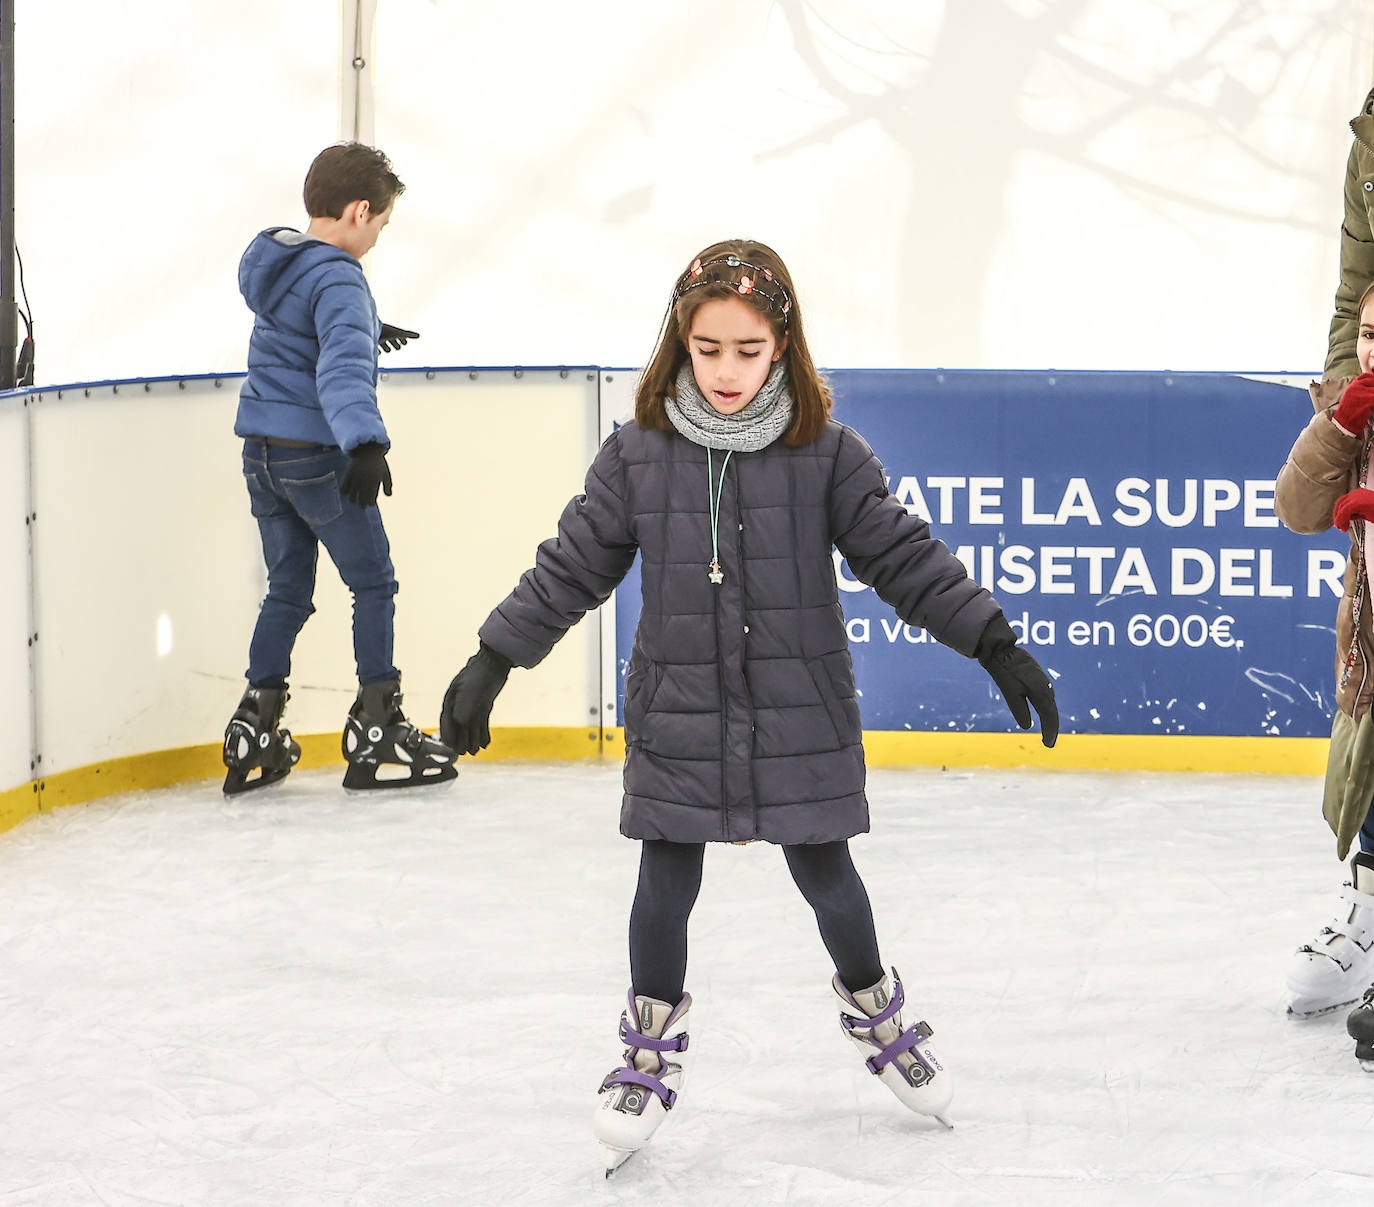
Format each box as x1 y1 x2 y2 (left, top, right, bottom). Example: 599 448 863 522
340 0 375 146
0 0 16 391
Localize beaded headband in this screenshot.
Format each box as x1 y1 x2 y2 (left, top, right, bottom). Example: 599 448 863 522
671 254 793 326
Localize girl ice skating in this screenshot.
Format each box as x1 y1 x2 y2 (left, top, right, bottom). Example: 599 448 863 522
440 239 1058 1172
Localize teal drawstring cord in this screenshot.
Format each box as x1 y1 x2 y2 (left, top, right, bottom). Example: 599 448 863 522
706 448 733 585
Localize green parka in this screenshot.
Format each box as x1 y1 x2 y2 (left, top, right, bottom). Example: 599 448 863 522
1326 86 1374 380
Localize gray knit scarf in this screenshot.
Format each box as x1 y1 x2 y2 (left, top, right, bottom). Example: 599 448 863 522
665 360 794 452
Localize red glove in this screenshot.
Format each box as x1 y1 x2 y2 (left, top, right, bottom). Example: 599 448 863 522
1334 488 1374 532
1334 373 1374 435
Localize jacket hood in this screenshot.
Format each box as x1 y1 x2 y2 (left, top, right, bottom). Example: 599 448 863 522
238 228 356 317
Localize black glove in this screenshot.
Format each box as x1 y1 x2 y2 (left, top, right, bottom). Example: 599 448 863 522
339 442 393 508
975 615 1059 748
441 643 514 754
379 323 419 353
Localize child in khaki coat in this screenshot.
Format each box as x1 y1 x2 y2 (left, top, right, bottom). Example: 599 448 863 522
1276 279 1374 1064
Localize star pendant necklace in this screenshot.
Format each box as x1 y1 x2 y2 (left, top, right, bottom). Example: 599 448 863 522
706 448 733 585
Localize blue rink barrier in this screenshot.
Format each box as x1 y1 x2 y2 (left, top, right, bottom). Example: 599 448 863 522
614 370 1344 741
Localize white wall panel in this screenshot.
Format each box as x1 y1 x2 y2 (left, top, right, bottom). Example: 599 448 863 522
30 381 262 774
28 372 599 777
0 398 34 794
376 369 603 734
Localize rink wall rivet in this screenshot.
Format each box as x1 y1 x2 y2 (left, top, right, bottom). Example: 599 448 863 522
606 375 615 383
112 385 119 394
381 372 390 382
469 371 479 380
514 370 523 378
144 383 152 392
1165 376 1173 386
560 369 568 378
56 390 63 400
214 379 222 388
587 372 595 380
178 380 186 390
936 374 945 384
352 56 366 68
84 388 91 397
425 371 435 380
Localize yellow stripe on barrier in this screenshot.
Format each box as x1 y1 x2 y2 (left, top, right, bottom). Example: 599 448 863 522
0 727 604 838
859 731 1329 775
0 780 40 835
0 728 1327 841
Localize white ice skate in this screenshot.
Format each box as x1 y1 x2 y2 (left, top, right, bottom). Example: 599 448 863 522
592 990 691 1176
833 968 953 1127
1286 852 1374 1018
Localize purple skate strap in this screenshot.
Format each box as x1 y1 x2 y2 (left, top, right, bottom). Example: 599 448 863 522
601 1065 677 1109
839 975 906 1034
866 1020 934 1076
619 1015 690 1053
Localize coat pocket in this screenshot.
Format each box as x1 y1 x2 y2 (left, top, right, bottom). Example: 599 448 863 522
623 662 664 743
804 653 860 749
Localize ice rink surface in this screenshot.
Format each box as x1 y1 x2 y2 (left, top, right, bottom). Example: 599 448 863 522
2 761 1373 1206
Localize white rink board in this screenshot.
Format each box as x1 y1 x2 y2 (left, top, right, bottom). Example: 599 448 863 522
29 381 262 774
286 368 604 737
27 372 601 778
0 398 34 794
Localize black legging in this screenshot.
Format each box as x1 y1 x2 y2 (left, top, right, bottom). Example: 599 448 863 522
627 838 884 1004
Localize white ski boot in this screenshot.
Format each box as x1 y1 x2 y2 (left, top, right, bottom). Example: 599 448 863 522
1286 852 1374 1018
833 968 953 1127
593 990 691 1176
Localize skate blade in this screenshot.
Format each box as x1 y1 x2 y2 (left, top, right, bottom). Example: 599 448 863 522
933 1114 954 1129
600 1143 636 1177
341 762 459 791
222 764 291 796
1287 999 1359 1020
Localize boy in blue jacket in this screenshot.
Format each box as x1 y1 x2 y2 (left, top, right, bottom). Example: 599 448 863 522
222 142 456 794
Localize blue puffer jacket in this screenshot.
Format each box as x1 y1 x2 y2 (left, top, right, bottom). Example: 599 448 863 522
233 228 388 452
479 419 1001 844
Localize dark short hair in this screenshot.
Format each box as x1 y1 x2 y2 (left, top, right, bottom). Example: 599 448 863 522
303 143 405 219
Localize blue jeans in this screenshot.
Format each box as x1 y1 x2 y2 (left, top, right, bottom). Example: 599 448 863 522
241 438 399 687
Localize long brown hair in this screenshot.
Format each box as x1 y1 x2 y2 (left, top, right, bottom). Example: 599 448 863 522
634 239 833 446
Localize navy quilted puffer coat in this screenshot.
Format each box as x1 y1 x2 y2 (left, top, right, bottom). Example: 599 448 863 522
479 419 1001 844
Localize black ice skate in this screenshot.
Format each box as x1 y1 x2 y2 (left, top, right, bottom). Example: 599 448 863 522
1346 984 1374 1070
341 679 458 790
222 685 301 795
